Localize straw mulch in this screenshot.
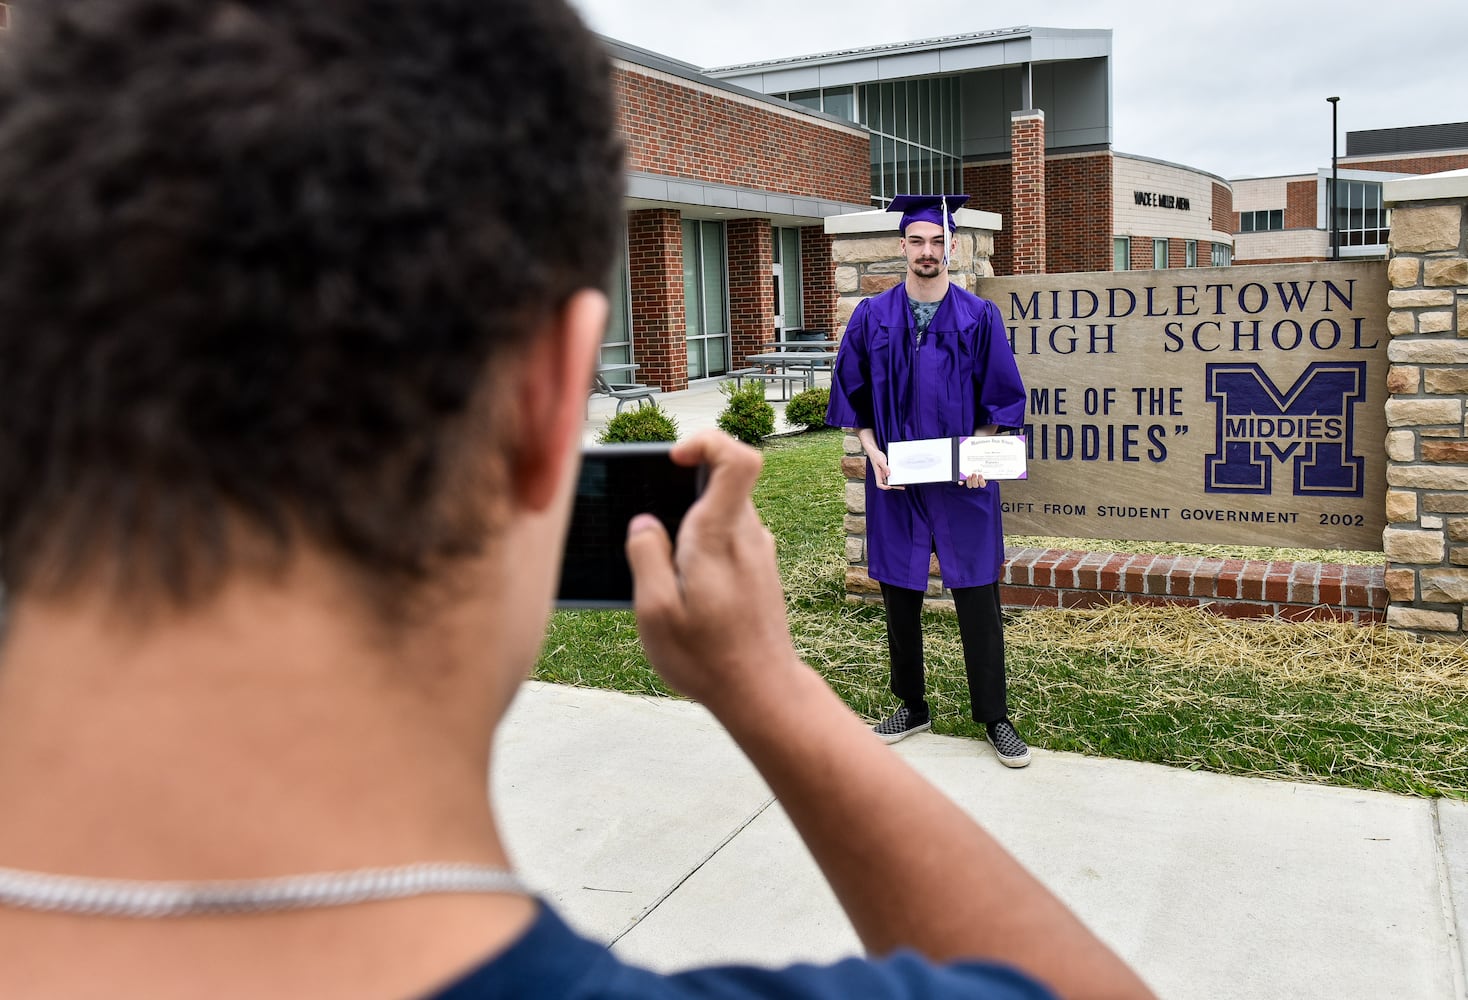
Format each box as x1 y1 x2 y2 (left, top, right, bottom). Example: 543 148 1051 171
1004 603 1468 697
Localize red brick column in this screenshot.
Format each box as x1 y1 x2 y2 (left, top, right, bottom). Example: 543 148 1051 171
1045 153 1112 274
800 226 837 336
627 209 687 392
727 218 773 366
965 161 1014 275
1010 110 1047 275
1130 236 1152 272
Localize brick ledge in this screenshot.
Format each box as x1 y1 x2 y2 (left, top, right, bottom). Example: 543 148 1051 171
998 547 1386 624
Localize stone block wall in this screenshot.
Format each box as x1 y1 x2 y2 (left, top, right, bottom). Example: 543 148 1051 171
830 222 996 339
1382 179 1468 638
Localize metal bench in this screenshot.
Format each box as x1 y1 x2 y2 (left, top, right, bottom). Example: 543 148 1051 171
729 366 763 388
590 372 657 413
733 369 811 401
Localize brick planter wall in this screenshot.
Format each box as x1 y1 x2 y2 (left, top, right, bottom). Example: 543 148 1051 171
839 435 1387 623
1001 548 1385 623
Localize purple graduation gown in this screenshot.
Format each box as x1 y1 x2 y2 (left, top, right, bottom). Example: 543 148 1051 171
826 283 1026 591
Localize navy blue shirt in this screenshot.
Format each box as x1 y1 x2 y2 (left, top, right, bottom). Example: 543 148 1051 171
428 902 1057 999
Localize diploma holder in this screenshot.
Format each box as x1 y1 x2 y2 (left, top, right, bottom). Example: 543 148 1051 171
885 434 1028 486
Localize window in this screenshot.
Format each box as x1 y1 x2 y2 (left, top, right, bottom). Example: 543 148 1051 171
1212 243 1232 267
1239 209 1284 232
787 89 821 112
1328 179 1390 248
771 227 803 333
1153 238 1168 270
600 246 633 372
1186 240 1197 268
821 86 855 122
860 76 962 206
681 219 728 379
1113 237 1131 271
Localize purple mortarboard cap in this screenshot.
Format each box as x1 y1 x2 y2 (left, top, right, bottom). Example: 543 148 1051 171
888 193 970 234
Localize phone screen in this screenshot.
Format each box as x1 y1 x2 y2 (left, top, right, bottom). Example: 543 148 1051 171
556 444 707 608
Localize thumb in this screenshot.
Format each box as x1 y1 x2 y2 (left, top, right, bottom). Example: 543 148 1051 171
625 513 680 617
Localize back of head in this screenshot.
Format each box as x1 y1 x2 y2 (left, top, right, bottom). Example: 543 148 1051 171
0 0 624 611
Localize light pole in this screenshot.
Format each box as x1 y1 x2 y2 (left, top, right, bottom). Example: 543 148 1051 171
1327 96 1340 260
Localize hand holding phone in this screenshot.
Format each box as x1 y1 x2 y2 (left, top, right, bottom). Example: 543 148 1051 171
555 444 708 608
624 432 805 709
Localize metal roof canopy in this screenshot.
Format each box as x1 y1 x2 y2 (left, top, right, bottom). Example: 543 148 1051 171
707 27 1113 159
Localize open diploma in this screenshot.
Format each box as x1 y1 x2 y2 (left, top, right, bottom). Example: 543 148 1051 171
886 435 1028 485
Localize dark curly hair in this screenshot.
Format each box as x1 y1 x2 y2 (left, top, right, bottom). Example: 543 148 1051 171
0 0 624 609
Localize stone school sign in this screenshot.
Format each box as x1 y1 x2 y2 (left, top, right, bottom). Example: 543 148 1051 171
978 262 1389 550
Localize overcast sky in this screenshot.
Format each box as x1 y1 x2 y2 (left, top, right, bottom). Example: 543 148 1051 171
567 0 1466 180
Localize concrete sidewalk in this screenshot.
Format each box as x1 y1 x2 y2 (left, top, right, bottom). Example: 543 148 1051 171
582 372 829 446
496 681 1468 1000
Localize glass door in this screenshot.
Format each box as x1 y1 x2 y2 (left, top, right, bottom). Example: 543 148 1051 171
682 219 729 379
772 227 802 337
599 244 634 383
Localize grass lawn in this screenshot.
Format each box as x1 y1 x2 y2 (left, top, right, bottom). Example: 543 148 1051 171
538 429 1468 800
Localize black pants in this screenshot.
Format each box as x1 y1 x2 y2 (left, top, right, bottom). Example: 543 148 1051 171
880 581 1007 725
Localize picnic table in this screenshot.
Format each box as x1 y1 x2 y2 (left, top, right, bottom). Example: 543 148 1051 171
734 350 838 401
761 339 839 351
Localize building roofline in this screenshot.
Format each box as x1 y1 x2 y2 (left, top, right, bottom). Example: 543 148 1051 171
704 25 1109 75
1227 172 1316 183
600 35 866 133
1113 150 1231 187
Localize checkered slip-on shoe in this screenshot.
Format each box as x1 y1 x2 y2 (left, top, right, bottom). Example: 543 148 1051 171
873 706 931 744
985 718 1032 768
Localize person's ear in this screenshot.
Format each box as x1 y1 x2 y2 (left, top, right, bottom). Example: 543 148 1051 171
508 289 607 513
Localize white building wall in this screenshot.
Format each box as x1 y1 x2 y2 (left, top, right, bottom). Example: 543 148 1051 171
1231 175 1307 213
1113 154 1229 241
1233 229 1328 262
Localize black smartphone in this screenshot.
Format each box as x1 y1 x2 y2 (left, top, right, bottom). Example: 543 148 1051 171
555 443 709 608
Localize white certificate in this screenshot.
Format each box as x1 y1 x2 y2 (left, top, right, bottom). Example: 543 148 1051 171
886 438 954 485
957 434 1028 480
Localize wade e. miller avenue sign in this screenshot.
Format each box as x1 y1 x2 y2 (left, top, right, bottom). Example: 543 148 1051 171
978 261 1389 550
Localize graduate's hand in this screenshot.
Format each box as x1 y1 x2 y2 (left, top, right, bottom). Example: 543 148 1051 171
963 424 998 487
625 431 803 708
867 449 905 491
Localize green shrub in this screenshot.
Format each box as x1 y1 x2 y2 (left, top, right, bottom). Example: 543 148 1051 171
783 386 831 431
597 403 679 443
717 380 776 445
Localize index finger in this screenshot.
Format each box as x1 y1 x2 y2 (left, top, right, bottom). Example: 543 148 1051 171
669 430 763 522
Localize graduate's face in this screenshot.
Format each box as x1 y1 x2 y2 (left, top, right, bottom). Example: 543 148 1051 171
902 221 947 278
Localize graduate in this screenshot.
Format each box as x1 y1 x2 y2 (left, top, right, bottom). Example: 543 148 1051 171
826 194 1033 767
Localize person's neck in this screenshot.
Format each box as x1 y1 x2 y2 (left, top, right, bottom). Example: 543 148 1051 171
905 271 949 303
0 559 518 880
